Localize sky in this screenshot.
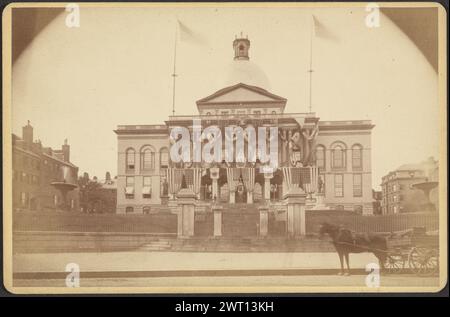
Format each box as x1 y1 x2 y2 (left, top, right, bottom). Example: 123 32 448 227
11 5 441 188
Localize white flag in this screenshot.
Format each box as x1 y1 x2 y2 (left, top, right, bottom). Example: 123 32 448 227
178 20 208 45
312 15 338 42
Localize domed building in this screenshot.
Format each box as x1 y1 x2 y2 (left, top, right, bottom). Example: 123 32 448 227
223 35 271 90
114 36 375 238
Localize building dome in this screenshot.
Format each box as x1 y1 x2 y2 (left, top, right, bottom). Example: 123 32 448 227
223 35 271 90
224 60 271 90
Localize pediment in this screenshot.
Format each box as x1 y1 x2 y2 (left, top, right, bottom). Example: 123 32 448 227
197 83 286 105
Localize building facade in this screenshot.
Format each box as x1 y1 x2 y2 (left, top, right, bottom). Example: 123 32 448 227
115 37 374 215
380 157 439 214
12 121 79 212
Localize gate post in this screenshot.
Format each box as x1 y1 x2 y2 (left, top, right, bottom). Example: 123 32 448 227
258 205 269 237
212 205 223 237
176 188 197 237
283 187 307 237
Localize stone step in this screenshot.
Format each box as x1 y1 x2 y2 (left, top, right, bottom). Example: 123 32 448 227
139 239 172 251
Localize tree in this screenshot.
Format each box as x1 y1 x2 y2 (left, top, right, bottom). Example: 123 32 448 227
78 173 102 213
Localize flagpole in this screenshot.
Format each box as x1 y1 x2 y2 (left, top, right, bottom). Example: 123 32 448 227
171 22 178 116
308 15 314 113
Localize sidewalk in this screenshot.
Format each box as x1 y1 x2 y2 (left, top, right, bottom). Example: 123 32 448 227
14 251 380 274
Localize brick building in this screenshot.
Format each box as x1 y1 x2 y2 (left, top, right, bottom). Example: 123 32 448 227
380 157 439 214
12 121 79 211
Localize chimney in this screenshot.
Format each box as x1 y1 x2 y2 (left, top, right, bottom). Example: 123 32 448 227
22 120 33 149
62 139 70 162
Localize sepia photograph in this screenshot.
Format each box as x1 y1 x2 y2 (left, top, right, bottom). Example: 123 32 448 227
2 2 447 295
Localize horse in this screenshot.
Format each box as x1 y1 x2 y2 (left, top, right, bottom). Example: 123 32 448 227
319 222 388 275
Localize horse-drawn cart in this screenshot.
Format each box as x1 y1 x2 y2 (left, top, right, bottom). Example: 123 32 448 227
384 227 439 276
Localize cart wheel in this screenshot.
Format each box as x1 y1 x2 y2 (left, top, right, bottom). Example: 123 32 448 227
408 247 439 276
385 253 405 274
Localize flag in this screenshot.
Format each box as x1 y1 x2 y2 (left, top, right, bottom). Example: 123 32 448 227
312 15 338 42
178 20 208 45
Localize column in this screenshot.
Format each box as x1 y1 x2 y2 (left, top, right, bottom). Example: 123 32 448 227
283 187 307 237
258 205 269 237
212 205 223 237
287 130 292 166
263 171 273 201
281 128 287 165
176 188 197 237
230 191 236 204
210 167 220 202
247 191 253 204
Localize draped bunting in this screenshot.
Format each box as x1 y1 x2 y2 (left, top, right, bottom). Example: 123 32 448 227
310 166 319 193
282 167 318 192
226 167 240 192
193 168 202 195
282 167 292 190
242 167 255 193
166 168 183 197
167 168 202 197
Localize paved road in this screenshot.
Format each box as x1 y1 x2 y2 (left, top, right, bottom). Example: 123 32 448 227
14 274 439 288
12 251 441 289
14 251 381 272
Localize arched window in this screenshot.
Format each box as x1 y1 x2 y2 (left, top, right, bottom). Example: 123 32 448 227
143 206 151 214
331 142 346 169
125 206 134 213
352 144 363 169
160 147 169 168
315 145 326 169
126 148 135 170
140 146 155 170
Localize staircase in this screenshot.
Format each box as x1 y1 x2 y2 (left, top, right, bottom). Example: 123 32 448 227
221 203 260 237
139 238 172 251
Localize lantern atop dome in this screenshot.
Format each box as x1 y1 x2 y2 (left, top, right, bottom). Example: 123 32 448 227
233 32 250 61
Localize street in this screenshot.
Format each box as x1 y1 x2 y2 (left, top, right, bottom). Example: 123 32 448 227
14 274 439 288
12 251 441 289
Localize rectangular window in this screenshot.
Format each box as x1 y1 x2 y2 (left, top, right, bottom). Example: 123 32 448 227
334 174 344 197
353 174 362 197
126 176 134 187
21 192 28 207
143 176 151 187
142 176 152 198
221 111 229 115
125 176 135 199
